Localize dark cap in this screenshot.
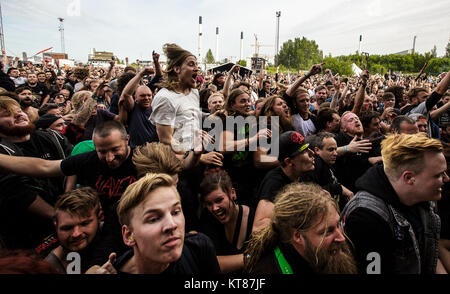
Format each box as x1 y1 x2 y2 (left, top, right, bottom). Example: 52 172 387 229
278 131 309 162
34 113 62 130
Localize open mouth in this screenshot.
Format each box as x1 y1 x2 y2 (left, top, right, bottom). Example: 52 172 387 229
192 73 198 84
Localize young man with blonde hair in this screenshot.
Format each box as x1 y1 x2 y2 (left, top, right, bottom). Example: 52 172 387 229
341 133 449 274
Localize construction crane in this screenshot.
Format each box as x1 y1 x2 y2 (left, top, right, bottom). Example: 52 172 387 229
251 34 273 58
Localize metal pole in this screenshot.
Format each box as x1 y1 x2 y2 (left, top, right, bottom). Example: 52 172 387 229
412 36 416 54
58 18 65 54
215 27 219 63
0 1 5 52
275 11 281 67
198 16 202 63
240 32 244 62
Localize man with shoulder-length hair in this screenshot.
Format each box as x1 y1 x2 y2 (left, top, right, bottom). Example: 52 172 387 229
341 133 449 274
245 182 357 274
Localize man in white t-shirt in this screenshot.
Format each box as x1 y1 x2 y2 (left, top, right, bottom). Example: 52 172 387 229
149 44 203 154
150 87 201 153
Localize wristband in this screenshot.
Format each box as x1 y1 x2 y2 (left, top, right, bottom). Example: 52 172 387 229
305 72 310 78
344 145 348 152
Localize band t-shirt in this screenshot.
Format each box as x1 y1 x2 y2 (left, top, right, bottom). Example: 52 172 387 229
60 149 137 215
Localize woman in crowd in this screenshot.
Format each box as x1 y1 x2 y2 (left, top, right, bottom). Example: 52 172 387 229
199 170 255 273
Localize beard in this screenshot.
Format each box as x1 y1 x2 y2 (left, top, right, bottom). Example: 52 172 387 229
20 99 34 108
303 238 358 274
0 122 35 137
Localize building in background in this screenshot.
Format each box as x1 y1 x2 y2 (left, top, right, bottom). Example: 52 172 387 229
88 48 114 66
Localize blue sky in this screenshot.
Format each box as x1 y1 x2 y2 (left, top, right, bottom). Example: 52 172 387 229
2 0 450 63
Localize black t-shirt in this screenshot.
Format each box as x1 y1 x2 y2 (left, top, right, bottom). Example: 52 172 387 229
334 132 372 192
114 232 221 274
221 115 259 207
0 139 54 249
60 149 137 214
29 82 50 104
199 205 255 256
257 166 292 203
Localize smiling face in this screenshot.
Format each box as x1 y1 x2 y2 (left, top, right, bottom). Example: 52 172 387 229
135 85 152 110
93 129 130 169
124 186 185 269
0 104 34 137
297 205 357 274
204 188 236 224
207 95 224 113
232 93 252 116
412 152 448 202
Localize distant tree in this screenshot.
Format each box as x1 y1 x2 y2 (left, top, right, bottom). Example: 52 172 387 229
278 37 323 70
238 60 247 67
205 49 215 64
431 45 438 58
322 55 353 76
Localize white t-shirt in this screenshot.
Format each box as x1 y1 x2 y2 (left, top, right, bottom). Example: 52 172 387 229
292 113 316 137
150 88 202 152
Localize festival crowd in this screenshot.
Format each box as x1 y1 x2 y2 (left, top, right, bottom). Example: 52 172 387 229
0 44 449 275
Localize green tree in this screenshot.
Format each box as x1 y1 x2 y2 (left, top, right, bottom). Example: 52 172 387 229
278 37 323 70
205 49 215 64
322 55 353 76
431 45 438 58
238 60 247 67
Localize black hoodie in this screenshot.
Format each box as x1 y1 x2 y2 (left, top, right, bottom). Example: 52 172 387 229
344 163 426 274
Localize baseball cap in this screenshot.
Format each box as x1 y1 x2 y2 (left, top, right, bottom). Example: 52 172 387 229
278 131 309 162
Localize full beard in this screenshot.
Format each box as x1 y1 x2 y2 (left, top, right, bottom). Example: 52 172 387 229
304 239 358 274
0 122 35 137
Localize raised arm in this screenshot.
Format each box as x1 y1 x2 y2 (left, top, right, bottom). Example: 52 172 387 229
104 60 115 82
119 67 154 111
223 64 240 98
352 69 369 115
152 51 162 77
286 63 324 97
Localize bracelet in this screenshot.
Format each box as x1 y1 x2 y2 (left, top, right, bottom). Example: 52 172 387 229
305 72 310 78
344 145 348 152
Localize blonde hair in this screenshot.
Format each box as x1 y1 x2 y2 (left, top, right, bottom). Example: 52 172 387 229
71 91 92 112
117 173 178 227
132 142 183 178
244 183 337 273
381 133 443 181
207 92 224 105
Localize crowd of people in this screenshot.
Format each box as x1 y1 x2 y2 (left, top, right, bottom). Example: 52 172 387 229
0 43 449 276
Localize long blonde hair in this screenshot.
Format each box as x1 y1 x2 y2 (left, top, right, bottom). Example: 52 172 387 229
244 183 336 273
